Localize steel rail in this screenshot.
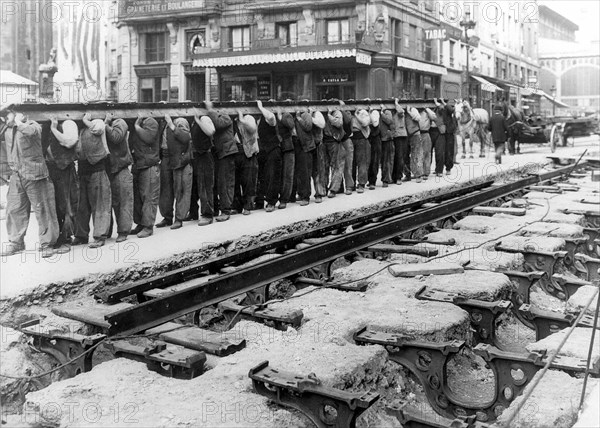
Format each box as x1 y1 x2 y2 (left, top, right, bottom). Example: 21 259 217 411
104 163 584 335
98 180 494 304
1 99 439 122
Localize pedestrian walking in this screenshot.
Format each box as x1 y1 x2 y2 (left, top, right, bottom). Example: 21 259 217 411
488 105 509 164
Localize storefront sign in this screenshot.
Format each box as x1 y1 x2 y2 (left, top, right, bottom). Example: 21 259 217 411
355 52 372 65
258 78 271 98
423 27 448 40
254 39 283 50
120 0 216 20
396 57 447 76
134 65 170 77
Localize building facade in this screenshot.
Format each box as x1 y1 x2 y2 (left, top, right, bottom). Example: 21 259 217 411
115 0 454 102
538 6 599 114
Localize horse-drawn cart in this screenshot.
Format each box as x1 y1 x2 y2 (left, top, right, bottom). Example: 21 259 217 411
546 115 599 152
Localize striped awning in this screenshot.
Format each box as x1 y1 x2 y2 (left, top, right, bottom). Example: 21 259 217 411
471 75 502 92
192 47 371 68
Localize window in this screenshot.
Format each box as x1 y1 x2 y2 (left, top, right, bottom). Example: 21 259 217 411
391 19 402 53
117 55 122 75
143 33 167 63
188 30 207 56
326 18 350 45
230 26 250 51
139 77 169 102
424 39 432 62
409 24 417 56
449 40 455 68
109 49 117 75
276 22 298 47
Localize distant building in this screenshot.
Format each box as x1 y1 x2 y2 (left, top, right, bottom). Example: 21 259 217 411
0 70 38 106
538 6 600 113
114 0 449 102
0 0 53 93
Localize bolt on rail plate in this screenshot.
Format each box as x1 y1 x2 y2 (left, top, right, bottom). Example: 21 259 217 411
501 270 546 325
517 303 599 340
249 360 379 428
415 286 512 347
105 340 206 379
552 274 593 300
20 319 106 378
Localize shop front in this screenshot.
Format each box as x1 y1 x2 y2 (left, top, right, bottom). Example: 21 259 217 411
192 45 376 101
395 56 445 99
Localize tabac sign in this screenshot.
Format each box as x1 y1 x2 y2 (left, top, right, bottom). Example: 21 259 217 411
423 24 462 41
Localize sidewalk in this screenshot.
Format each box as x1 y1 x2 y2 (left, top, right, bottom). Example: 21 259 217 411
1 141 597 300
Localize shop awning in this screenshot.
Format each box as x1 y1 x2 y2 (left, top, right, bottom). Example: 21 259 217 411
396 57 447 75
537 90 571 108
192 46 372 68
471 75 502 92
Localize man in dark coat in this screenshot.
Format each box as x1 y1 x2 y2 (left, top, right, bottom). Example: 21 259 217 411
488 105 509 164
190 111 216 226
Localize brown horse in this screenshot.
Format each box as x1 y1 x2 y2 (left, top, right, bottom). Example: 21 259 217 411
455 100 490 158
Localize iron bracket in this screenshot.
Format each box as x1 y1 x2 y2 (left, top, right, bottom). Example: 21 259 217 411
495 244 568 298
415 286 511 346
583 228 600 257
564 237 591 272
20 319 106 378
218 300 303 331
563 209 600 228
552 274 593 300
517 303 599 340
105 340 205 379
248 360 379 428
573 253 600 282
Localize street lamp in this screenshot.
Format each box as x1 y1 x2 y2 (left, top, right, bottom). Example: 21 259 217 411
550 84 556 117
460 11 476 104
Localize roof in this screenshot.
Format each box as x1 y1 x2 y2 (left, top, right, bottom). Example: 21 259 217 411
0 70 38 86
539 5 579 32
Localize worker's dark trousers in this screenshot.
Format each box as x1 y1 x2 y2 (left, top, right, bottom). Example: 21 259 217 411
190 152 215 219
430 128 445 175
109 167 133 236
76 170 112 241
216 154 236 214
48 162 78 245
444 133 456 172
319 142 343 194
233 152 258 212
133 165 160 228
256 148 282 208
392 136 408 182
368 134 381 186
279 149 295 204
294 142 313 202
380 139 395 184
351 137 371 189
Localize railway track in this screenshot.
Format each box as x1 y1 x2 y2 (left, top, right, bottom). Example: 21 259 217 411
13 160 600 427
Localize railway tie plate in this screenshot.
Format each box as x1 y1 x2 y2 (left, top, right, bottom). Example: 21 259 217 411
415 286 511 347
20 319 106 378
573 253 600 281
105 340 206 380
517 303 599 340
294 276 370 292
249 360 379 428
354 327 599 423
386 402 490 428
152 324 246 356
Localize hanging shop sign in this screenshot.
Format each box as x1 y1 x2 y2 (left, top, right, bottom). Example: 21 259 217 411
355 52 372 65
